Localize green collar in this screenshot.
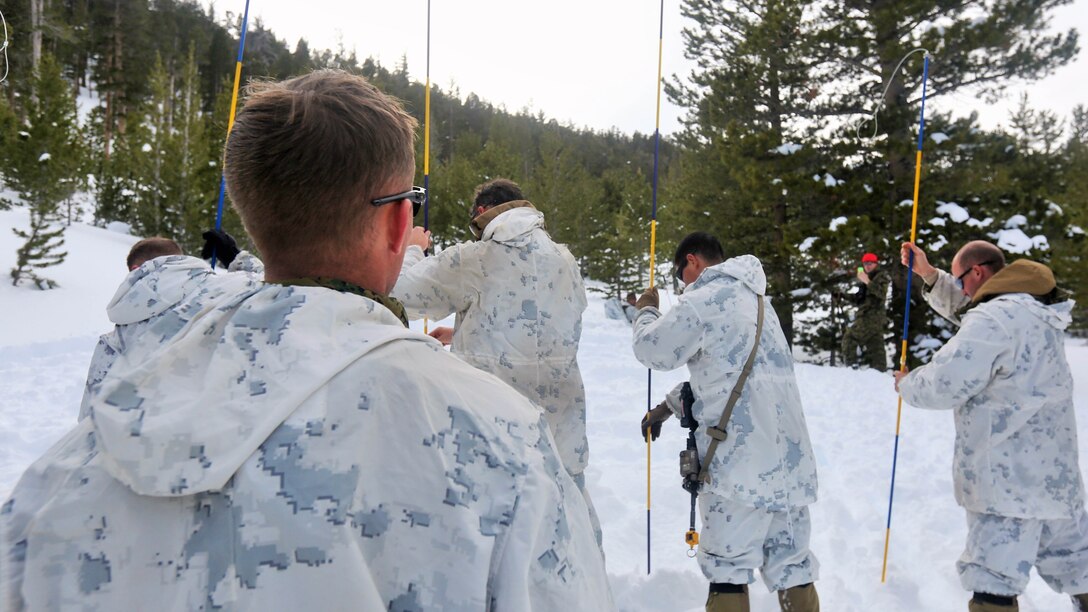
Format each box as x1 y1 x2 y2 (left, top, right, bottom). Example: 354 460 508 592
272 277 409 327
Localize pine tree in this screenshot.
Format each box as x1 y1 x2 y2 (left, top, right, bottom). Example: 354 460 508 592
140 53 173 235
88 0 152 160
670 0 1081 357
819 0 1079 361
10 212 67 289
581 165 652 297
4 55 83 288
529 127 602 258
666 0 835 344
171 44 217 252
1060 107 1088 326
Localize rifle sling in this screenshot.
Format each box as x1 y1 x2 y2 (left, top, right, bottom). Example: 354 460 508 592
697 295 765 484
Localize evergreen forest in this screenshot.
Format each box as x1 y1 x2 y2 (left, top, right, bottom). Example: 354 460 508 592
1 0 1085 363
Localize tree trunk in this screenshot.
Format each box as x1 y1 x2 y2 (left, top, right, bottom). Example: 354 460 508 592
103 0 124 160
767 20 794 347
30 0 43 83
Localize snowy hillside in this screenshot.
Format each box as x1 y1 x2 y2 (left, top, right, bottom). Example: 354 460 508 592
2 207 1086 611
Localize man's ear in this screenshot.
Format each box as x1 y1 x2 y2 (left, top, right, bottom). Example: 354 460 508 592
382 199 414 255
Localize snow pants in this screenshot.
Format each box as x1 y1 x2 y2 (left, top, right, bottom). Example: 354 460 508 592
698 493 818 591
958 508 1088 596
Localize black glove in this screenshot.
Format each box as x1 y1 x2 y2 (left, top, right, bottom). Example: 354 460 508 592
641 402 673 441
635 286 660 310
202 229 240 268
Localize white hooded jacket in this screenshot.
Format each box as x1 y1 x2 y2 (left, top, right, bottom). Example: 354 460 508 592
3 270 613 611
898 291 1084 519
79 253 264 420
632 256 818 511
392 205 590 476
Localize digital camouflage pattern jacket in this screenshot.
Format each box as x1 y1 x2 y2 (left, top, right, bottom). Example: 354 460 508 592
632 255 818 511
3 268 613 611
900 260 1084 519
392 203 590 476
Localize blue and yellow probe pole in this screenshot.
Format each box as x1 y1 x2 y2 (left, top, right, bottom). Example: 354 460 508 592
210 0 251 268
882 51 930 583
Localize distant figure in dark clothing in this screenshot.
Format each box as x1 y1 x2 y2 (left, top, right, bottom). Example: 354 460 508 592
842 251 888 370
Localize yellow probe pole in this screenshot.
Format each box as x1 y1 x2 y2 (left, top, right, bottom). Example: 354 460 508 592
645 0 665 575
422 0 431 335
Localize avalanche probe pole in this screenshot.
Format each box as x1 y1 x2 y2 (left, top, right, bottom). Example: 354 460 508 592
645 0 665 576
882 51 930 583
210 0 251 269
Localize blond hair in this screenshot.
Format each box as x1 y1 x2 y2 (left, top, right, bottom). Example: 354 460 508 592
224 70 417 267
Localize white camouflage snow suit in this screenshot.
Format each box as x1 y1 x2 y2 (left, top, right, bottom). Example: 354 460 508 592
900 260 1088 597
633 255 819 591
391 202 590 478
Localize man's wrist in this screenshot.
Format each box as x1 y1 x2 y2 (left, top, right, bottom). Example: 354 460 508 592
921 269 939 285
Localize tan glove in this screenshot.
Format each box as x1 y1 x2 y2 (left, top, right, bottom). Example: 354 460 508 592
641 402 673 441
635 286 659 310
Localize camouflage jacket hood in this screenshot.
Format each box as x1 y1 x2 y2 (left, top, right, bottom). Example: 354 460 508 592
106 252 266 325
106 255 213 325
89 279 421 497
1007 293 1074 333
970 259 1057 307
690 254 768 296
467 199 539 239
474 202 544 244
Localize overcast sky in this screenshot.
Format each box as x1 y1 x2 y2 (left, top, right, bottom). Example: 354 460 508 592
218 0 1087 136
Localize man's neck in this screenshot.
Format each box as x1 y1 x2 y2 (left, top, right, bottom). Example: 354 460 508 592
271 276 409 327
265 264 389 296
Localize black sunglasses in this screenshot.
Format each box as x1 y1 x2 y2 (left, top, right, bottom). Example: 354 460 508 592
954 260 996 290
673 258 687 281
371 186 426 217
672 258 688 294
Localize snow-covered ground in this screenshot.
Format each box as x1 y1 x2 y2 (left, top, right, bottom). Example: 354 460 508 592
2 207 1086 611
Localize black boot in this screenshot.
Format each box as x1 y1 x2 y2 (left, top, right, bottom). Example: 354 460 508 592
968 592 1018 612
706 583 749 612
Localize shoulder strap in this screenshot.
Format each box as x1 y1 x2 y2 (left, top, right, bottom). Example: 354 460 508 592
698 295 765 484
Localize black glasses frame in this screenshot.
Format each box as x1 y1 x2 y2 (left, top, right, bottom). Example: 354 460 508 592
371 186 426 217
672 258 688 294
954 259 996 290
